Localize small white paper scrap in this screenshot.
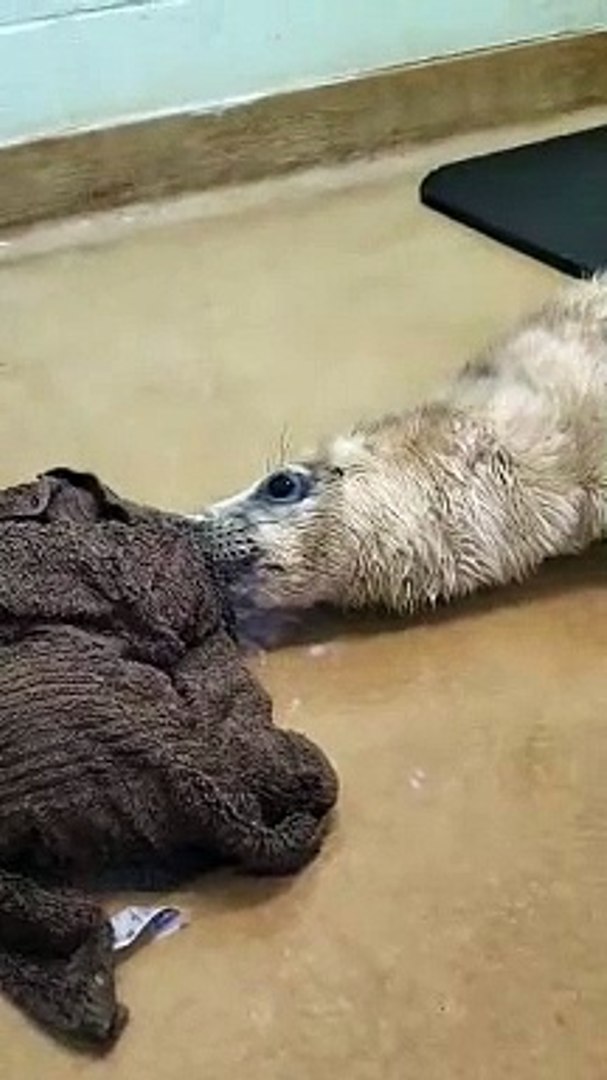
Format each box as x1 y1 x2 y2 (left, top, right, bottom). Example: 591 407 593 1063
110 905 188 953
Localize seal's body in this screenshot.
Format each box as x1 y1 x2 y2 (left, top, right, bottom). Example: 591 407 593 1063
199 279 607 619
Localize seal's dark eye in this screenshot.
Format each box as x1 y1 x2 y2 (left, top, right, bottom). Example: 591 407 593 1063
260 469 310 503
267 472 296 499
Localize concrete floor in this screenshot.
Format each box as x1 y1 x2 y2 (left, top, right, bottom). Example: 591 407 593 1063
1 108 607 1078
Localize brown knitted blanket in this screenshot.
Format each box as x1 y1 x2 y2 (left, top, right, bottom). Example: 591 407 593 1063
0 469 338 1049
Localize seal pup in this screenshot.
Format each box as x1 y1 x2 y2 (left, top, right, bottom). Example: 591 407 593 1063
197 278 607 625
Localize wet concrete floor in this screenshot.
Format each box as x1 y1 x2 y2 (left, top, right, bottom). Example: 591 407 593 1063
1 108 606 1078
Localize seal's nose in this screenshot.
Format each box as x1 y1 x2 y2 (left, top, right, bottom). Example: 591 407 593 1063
189 511 222 546
188 510 261 574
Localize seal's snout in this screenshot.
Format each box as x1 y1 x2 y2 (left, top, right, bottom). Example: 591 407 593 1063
190 460 341 624
197 465 314 586
193 509 262 577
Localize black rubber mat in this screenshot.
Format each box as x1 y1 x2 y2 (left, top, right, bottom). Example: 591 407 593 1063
420 125 607 278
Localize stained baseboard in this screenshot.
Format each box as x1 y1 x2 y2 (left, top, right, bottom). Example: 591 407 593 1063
1 31 606 230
